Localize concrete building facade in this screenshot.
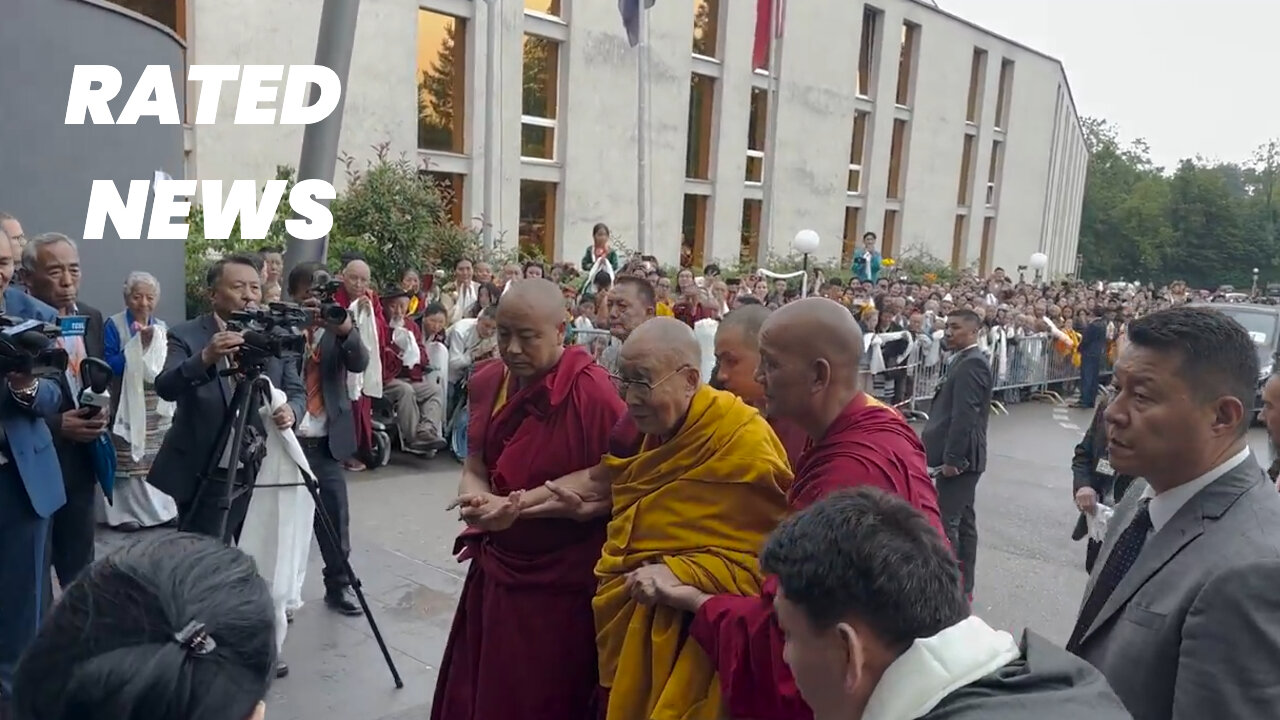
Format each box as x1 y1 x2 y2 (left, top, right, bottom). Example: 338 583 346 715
133 0 1086 276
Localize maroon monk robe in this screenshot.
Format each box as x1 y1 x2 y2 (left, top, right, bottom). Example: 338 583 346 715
431 346 625 720
688 392 943 720
766 413 809 471
334 286 389 455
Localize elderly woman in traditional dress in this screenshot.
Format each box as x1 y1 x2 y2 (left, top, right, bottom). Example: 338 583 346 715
100 271 177 530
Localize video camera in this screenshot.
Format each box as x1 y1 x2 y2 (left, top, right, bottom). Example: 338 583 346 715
0 316 68 377
225 302 308 370
310 270 348 325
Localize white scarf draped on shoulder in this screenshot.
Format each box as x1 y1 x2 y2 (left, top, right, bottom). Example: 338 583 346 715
346 297 383 400
238 381 317 654
112 321 175 461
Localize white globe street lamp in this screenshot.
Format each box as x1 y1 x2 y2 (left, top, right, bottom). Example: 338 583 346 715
793 229 820 297
1029 252 1048 283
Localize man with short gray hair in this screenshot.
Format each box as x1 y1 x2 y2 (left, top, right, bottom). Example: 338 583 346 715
23 232 107 587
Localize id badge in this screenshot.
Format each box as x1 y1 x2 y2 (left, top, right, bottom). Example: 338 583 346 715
58 315 88 338
1095 458 1115 477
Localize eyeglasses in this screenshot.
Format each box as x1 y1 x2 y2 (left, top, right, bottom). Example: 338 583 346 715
609 365 689 399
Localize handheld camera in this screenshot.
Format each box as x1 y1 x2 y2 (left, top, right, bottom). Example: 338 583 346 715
0 316 68 377
309 270 348 325
226 303 308 371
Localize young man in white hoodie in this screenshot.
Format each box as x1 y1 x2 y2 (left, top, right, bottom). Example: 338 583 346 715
764 487 1131 720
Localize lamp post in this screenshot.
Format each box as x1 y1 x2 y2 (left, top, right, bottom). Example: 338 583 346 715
1029 252 1048 285
793 229 820 297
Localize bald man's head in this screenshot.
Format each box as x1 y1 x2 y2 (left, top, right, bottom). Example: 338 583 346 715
494 278 567 379
717 304 772 351
341 260 371 298
617 317 702 437
756 298 865 425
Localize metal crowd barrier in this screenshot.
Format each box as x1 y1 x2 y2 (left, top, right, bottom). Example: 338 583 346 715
861 332 1107 422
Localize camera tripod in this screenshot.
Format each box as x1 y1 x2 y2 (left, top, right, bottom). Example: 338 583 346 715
181 361 404 688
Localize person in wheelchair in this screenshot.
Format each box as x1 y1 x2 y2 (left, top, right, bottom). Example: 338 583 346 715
444 305 499 459
379 287 447 455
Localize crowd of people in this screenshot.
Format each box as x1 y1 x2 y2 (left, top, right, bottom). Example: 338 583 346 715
3 203 1279 720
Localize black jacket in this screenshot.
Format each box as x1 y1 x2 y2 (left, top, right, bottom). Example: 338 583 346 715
293 326 369 461
43 303 106 492
922 346 993 473
926 632 1132 719
1070 391 1136 541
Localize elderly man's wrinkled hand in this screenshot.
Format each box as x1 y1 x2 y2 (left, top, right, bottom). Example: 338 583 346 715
449 492 521 531
544 480 610 520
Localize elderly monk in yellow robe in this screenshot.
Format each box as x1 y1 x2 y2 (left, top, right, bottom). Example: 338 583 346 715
506 317 792 720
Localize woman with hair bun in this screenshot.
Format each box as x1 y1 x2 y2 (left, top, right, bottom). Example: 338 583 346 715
11 533 276 720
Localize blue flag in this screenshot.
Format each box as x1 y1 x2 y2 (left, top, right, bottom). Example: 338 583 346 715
618 0 657 47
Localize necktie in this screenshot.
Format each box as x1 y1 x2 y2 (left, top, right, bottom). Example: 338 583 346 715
1066 498 1152 652
305 331 324 417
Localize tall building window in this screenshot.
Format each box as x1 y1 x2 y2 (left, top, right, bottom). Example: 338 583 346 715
895 22 919 107
682 195 709 268
848 111 869 194
687 74 715 180
111 0 184 37
856 7 881 98
882 209 899 259
966 49 986 123
957 134 975 205
519 180 557 258
950 214 967 267
521 34 561 161
417 9 468 154
422 171 466 226
986 140 1003 206
841 206 862 267
692 0 720 58
995 59 1014 130
745 87 767 183
979 217 995 274
887 119 908 200
524 0 560 17
740 199 762 266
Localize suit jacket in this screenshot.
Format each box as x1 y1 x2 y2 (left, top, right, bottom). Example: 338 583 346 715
922 346 993 473
1 378 65 518
1075 455 1280 720
41 302 106 490
3 287 57 323
1070 392 1136 541
297 326 369 461
148 313 305 504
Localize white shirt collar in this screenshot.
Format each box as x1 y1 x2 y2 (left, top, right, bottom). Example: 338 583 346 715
1142 446 1249 532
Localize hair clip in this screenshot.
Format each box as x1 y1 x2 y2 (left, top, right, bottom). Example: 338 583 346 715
174 621 218 656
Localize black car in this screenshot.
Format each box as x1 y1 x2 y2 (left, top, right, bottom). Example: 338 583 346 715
1194 302 1280 422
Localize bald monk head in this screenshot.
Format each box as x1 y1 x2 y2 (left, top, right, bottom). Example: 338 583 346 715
758 298 865 436
714 304 773 406
495 278 567 380
616 317 702 437
340 259 371 299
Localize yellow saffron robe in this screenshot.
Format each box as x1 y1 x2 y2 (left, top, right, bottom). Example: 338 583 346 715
594 386 793 720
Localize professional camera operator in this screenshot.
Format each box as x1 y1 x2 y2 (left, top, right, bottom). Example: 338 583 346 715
148 254 304 543
286 262 369 616
0 225 65 714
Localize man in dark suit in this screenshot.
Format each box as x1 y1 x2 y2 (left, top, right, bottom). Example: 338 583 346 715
20 233 106 588
1069 388 1136 573
149 254 305 544
1068 306 1280 720
1076 308 1108 408
287 262 368 616
921 309 993 599
0 225 66 715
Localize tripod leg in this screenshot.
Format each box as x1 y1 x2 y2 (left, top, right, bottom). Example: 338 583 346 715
181 374 255 543
303 472 405 688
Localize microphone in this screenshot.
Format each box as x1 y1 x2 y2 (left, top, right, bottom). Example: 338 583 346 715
78 357 114 416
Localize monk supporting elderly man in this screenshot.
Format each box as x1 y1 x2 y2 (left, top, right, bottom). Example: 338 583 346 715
510 316 793 720
641 297 946 720
431 279 626 720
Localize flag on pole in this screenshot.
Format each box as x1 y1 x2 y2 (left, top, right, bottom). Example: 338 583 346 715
619 0 657 47
752 0 785 69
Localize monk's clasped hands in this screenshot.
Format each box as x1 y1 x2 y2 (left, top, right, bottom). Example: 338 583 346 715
623 563 711 612
448 492 523 532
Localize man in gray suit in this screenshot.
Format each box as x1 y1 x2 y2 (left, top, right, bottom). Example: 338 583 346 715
921 309 993 598
1068 305 1280 720
287 262 369 618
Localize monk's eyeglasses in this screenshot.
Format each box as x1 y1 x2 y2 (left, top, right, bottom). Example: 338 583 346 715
609 365 690 398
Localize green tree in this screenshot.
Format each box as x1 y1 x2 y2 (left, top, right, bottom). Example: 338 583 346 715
418 18 463 152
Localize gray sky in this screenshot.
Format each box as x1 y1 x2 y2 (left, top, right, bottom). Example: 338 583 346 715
942 0 1277 171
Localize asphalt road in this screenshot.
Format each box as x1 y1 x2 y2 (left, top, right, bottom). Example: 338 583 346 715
93 400 1274 719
